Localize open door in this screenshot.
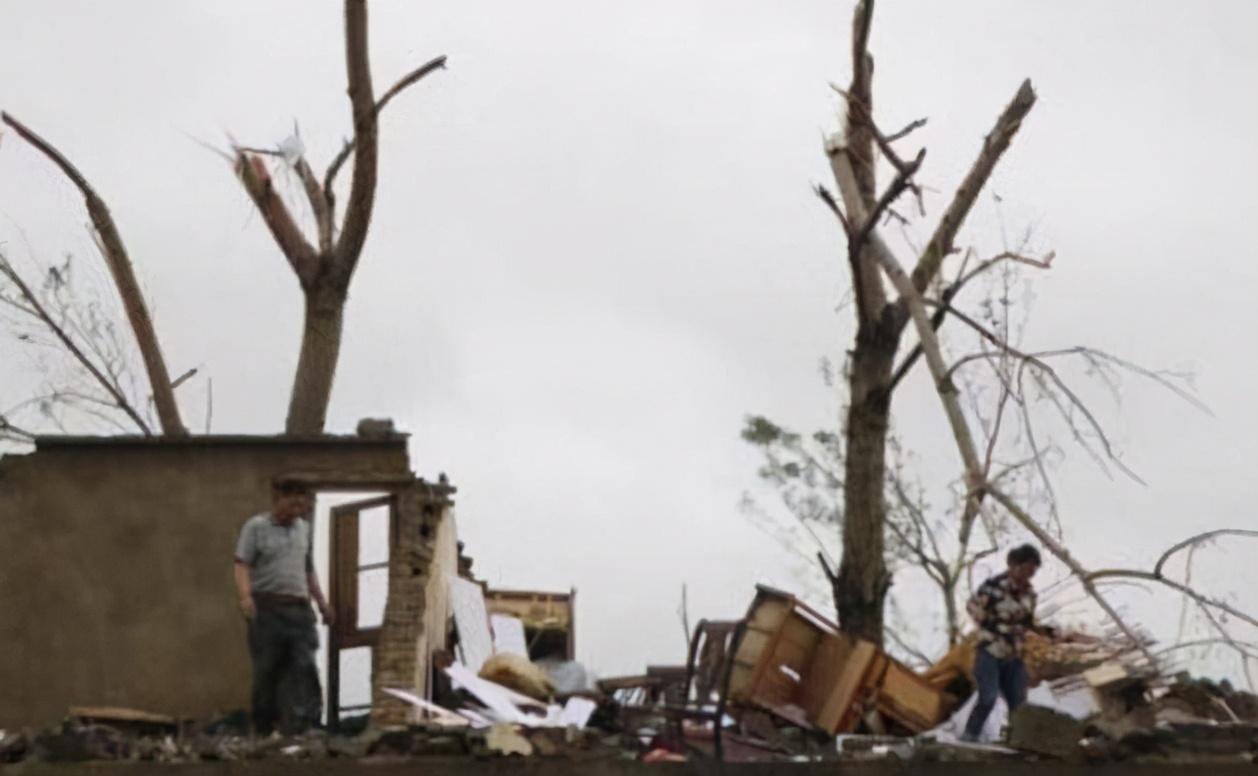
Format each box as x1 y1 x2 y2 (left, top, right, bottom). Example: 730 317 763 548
327 494 396 729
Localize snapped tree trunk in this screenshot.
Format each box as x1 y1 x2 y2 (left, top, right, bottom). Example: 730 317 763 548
286 284 347 434
232 2 445 436
835 319 898 645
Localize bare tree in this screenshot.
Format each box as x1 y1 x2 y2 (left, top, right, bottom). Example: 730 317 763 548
742 264 1052 653
231 0 446 434
0 249 175 438
3 1 443 439
817 2 1256 679
0 114 186 436
814 0 1038 644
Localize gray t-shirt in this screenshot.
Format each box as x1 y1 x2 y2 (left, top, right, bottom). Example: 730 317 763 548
234 512 312 599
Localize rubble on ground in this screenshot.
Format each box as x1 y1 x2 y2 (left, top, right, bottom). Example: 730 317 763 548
3 582 1255 766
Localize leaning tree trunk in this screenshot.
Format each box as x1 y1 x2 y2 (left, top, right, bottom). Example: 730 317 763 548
287 283 347 434
1 112 187 437
835 319 898 645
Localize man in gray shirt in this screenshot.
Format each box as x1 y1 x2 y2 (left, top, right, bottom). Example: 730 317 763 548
233 480 333 735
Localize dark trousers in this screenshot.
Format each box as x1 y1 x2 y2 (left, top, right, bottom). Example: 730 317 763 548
247 599 321 735
964 645 1028 739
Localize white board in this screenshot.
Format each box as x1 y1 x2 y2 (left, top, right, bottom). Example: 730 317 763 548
491 614 529 657
448 575 494 674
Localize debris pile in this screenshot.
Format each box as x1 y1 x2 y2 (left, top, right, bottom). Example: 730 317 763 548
596 584 1258 765
3 582 1255 766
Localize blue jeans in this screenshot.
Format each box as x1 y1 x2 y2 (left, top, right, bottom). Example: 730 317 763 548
963 646 1027 740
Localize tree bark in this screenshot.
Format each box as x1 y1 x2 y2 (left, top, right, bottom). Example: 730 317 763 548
286 284 347 434
2 112 186 436
942 575 960 647
835 318 898 644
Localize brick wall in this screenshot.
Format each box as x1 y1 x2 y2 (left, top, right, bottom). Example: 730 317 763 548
370 481 455 725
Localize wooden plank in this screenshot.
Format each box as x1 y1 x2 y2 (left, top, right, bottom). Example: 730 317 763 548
803 635 879 734
331 507 360 640
729 629 772 700
741 594 792 705
876 658 947 732
745 598 790 632
68 706 177 726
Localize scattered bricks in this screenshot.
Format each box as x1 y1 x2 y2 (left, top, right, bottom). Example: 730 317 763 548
1007 704 1088 758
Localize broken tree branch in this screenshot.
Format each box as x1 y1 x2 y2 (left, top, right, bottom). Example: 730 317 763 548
293 157 334 254
826 136 891 322
885 116 928 143
1 112 185 436
844 0 877 211
234 153 320 287
859 201 1153 658
909 80 1037 295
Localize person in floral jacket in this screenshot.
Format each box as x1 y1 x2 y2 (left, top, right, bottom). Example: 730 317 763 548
961 543 1058 741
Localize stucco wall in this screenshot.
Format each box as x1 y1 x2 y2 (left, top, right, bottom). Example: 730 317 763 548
0 436 411 727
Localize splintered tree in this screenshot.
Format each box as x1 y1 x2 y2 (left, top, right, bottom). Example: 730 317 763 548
1 0 444 438
816 0 1038 644
232 1 445 434
817 0 1257 683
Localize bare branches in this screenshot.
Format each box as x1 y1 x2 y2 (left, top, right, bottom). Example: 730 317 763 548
956 249 1055 288
323 54 447 202
1 112 185 436
855 148 926 251
1154 529 1258 580
374 55 449 122
0 253 152 434
0 411 36 442
885 117 928 144
854 200 1152 655
909 80 1037 295
1086 542 1258 692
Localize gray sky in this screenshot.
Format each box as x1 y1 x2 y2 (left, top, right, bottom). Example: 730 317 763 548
2 1 1256 682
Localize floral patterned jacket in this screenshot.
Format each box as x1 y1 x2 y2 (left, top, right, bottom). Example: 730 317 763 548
967 572 1055 659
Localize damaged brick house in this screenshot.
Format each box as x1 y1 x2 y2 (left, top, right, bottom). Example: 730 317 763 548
0 430 459 729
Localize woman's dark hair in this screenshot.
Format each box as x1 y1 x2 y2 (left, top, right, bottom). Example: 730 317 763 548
1007 543 1042 567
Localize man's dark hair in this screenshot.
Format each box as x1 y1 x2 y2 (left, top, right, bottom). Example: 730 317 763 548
1007 543 1042 567
272 479 310 496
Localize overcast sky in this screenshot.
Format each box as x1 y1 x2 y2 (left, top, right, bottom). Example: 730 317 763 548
2 1 1256 684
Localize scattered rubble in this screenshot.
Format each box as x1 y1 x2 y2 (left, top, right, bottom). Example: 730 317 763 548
4 583 1256 767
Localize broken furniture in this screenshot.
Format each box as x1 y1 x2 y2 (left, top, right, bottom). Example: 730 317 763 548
728 585 950 736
